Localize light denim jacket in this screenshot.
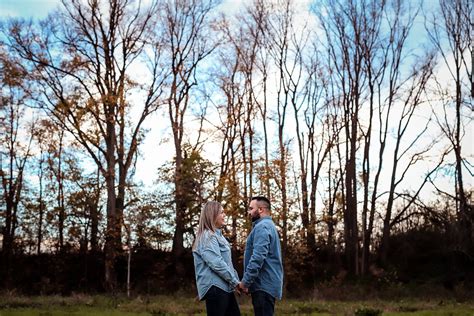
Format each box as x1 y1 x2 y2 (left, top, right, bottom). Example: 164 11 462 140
193 229 240 300
242 216 283 300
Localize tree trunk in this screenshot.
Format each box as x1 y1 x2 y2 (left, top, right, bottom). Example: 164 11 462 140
57 130 65 252
344 106 359 276
104 118 118 291
278 132 288 255
37 152 44 255
172 147 185 257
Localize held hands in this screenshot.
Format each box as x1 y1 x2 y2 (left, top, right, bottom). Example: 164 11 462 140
237 282 249 295
234 284 241 296
233 281 249 296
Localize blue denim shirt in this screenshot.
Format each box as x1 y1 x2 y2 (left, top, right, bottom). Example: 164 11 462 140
193 229 240 300
242 216 283 300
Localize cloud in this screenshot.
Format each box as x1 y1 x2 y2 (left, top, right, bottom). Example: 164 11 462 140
0 0 60 19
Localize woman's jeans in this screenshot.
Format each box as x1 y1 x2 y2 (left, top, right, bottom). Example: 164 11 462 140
251 290 276 316
204 285 240 316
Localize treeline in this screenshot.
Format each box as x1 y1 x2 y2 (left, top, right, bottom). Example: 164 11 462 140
0 0 472 294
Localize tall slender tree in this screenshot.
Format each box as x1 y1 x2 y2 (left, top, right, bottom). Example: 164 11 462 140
426 0 473 251
316 0 369 275
161 0 220 257
0 48 35 285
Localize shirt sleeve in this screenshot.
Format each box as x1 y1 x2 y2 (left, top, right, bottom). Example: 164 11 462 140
242 225 270 287
200 233 239 288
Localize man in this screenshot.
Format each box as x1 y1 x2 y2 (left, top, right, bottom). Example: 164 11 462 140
238 196 283 316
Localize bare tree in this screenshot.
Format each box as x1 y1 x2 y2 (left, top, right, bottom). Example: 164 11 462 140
213 22 248 247
34 118 68 252
4 0 164 290
0 48 35 285
426 0 473 250
357 0 385 274
250 0 273 199
318 0 441 272
160 0 220 257
379 53 437 263
295 39 335 252
317 0 369 275
32 121 49 255
356 0 435 272
264 0 300 255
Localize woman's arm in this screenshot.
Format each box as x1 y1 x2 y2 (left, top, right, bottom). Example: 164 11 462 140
200 234 239 287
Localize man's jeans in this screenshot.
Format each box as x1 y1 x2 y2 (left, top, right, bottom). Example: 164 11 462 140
204 286 240 316
251 290 276 316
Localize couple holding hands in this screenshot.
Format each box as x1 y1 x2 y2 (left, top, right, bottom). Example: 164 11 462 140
193 196 283 316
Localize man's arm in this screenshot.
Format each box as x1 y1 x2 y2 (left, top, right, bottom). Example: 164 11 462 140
241 226 270 287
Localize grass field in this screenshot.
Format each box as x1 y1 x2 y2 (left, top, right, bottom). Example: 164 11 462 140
0 294 473 315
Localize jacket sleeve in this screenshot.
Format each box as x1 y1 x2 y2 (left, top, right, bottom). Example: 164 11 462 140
200 234 239 288
242 225 270 287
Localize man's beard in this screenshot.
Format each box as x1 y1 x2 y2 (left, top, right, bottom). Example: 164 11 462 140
251 213 261 222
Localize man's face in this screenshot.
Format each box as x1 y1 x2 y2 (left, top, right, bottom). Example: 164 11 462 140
248 200 261 222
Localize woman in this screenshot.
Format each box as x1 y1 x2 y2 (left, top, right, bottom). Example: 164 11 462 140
193 201 241 316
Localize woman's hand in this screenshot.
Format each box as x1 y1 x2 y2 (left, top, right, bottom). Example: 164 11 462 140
234 286 242 296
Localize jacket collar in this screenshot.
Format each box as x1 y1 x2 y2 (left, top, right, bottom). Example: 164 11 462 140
252 216 272 227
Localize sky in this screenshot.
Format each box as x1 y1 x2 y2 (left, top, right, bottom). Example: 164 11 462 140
1 0 472 197
0 0 60 18
0 0 245 18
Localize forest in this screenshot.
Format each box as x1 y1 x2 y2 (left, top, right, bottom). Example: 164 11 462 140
0 0 472 298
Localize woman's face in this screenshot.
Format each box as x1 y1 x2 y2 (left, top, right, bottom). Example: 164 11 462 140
215 208 226 228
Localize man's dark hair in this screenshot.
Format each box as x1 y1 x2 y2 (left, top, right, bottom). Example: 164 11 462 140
251 196 271 210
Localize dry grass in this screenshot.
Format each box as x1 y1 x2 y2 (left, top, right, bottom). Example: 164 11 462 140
0 292 473 315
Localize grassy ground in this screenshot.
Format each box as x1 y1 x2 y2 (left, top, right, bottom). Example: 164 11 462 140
0 294 473 315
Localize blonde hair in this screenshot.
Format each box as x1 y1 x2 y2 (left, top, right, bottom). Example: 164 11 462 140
192 201 222 250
